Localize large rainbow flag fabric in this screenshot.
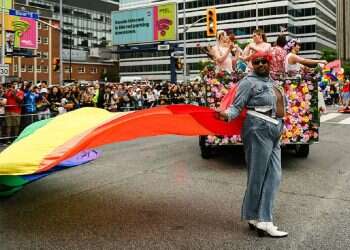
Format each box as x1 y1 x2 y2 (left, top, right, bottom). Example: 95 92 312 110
0 105 245 197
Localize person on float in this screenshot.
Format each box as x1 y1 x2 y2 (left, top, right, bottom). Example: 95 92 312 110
211 30 234 73
217 51 288 238
284 38 327 77
241 29 271 71
227 32 243 72
270 35 287 80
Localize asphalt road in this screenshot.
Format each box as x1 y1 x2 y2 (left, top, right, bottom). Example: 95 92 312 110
1 112 350 249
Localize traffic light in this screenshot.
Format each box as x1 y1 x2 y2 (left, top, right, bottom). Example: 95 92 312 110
175 58 183 70
53 57 60 71
206 8 217 37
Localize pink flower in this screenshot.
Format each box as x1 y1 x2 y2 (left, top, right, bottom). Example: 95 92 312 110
305 94 312 101
302 134 310 143
207 136 215 143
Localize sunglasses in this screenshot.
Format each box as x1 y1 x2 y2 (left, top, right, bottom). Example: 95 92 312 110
252 59 268 65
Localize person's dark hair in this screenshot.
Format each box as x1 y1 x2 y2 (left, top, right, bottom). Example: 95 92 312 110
276 35 287 48
253 29 267 42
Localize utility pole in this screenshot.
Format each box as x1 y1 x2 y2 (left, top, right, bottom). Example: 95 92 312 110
255 0 259 29
1 0 6 84
182 0 187 84
59 0 63 85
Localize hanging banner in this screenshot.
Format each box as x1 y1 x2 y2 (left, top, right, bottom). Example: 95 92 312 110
18 17 37 49
5 0 12 11
112 2 177 45
1 14 38 50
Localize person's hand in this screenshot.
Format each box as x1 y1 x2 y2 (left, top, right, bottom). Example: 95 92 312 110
215 108 229 121
239 55 248 61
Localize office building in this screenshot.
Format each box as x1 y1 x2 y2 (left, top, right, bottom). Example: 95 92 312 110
117 0 337 81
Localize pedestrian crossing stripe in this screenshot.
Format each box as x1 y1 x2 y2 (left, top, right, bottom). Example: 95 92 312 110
321 112 350 125
339 117 350 125
320 113 342 122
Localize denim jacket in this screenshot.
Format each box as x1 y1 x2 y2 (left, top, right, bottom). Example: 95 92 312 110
226 72 285 121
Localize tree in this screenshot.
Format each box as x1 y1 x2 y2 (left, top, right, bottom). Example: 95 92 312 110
343 60 350 78
320 48 337 62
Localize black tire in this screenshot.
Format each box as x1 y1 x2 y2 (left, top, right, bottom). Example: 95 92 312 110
199 136 213 159
295 144 309 158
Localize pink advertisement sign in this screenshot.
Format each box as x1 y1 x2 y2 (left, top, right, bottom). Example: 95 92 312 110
19 17 38 49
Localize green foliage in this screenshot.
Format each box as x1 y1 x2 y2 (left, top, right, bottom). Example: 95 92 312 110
320 48 337 62
343 61 350 77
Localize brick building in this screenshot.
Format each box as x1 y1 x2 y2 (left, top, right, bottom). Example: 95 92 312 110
6 2 117 85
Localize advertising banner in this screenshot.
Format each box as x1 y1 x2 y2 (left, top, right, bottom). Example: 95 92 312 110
18 17 37 49
112 2 177 45
2 14 38 50
5 31 14 55
5 0 12 11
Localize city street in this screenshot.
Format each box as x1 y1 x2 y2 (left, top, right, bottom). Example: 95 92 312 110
1 111 350 249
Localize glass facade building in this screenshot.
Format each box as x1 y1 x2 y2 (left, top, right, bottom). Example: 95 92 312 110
118 0 336 81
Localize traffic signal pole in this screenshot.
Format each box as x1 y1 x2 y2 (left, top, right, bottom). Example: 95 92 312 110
59 0 63 85
1 0 6 84
182 0 187 84
181 1 208 84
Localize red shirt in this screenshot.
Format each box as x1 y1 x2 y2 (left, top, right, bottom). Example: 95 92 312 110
4 89 24 114
343 83 350 93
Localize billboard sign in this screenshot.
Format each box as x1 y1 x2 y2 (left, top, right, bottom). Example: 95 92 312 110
5 31 15 55
2 14 38 50
112 3 177 45
5 0 12 11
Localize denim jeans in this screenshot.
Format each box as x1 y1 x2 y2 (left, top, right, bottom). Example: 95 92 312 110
241 115 283 222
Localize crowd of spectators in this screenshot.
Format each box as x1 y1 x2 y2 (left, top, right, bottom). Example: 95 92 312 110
0 80 207 144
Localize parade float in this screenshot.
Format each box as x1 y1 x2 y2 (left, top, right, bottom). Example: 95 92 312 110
198 59 321 158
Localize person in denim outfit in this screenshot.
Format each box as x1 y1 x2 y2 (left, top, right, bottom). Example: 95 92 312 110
218 51 288 238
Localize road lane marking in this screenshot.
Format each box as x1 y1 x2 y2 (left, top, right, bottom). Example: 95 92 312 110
339 117 350 124
321 113 342 122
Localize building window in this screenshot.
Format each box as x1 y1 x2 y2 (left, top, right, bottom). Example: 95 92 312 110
14 64 18 72
64 66 72 73
42 65 48 73
37 51 41 58
27 65 33 72
90 67 98 74
78 66 85 73
42 37 49 44
43 24 49 30
21 65 26 72
42 52 49 59
38 36 41 44
36 65 41 73
37 22 42 29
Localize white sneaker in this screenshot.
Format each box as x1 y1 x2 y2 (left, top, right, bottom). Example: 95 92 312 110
256 222 288 238
248 220 278 230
